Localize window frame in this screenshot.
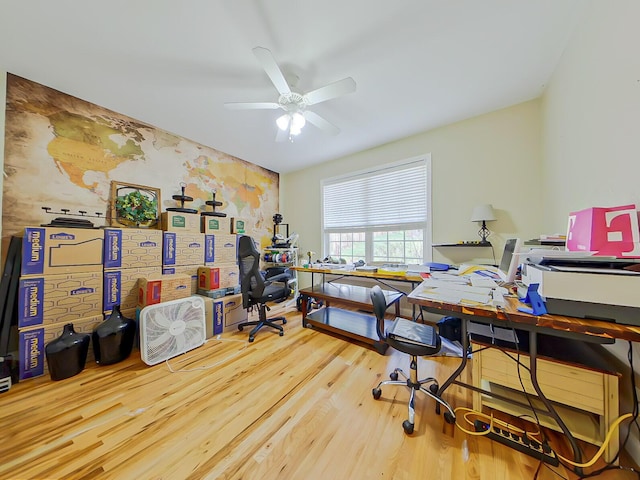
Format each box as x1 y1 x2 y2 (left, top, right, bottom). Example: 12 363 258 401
321 155 432 265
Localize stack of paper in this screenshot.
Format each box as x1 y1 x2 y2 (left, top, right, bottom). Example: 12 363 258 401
414 279 492 305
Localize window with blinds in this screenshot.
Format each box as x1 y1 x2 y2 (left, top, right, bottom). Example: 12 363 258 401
321 156 432 264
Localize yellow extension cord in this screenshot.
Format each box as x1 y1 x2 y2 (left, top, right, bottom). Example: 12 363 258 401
453 406 634 468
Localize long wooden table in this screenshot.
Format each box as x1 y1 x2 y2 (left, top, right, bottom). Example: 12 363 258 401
293 266 423 354
407 288 640 472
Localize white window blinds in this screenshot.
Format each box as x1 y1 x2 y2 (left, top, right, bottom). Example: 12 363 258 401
323 158 428 230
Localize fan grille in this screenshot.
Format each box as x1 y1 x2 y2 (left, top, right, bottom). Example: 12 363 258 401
140 296 206 366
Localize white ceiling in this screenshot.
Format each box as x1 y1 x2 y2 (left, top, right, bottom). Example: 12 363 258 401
0 0 584 174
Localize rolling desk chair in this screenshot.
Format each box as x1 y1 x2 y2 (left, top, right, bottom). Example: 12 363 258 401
237 235 291 342
370 285 456 434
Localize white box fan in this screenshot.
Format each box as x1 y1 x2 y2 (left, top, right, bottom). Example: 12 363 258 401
139 296 206 366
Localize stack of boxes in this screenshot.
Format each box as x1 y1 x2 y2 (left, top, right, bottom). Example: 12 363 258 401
161 209 211 295
15 208 250 381
198 217 247 336
17 227 105 380
103 228 163 316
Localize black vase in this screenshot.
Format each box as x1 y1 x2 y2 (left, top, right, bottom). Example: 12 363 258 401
45 323 90 381
93 305 136 365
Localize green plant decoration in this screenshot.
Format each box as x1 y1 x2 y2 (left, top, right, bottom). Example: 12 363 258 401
115 190 158 226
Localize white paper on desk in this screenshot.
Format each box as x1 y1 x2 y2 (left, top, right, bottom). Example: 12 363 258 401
415 281 492 305
470 277 499 288
429 272 469 284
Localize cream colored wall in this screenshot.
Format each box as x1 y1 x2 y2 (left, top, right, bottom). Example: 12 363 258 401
541 0 640 464
542 1 640 231
282 99 543 287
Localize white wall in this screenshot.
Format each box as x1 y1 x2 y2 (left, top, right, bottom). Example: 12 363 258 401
282 99 544 285
541 0 640 463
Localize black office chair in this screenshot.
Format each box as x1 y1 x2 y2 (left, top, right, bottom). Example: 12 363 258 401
237 235 292 342
370 285 456 434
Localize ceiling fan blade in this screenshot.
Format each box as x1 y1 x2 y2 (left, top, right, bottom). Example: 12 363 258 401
304 111 340 136
224 102 281 110
252 47 291 96
304 77 356 106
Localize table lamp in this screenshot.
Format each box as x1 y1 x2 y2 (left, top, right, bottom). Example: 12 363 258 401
470 204 496 245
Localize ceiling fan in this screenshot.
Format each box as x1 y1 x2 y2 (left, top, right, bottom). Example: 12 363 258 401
224 47 356 142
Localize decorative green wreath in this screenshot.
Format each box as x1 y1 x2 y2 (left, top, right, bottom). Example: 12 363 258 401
115 190 158 226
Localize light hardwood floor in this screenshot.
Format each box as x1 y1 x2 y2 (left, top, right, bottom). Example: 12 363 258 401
0 305 636 479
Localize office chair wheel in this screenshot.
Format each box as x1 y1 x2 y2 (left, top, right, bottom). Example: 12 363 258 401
429 383 439 395
282 319 287 324
402 420 414 435
372 388 382 400
390 371 399 381
444 411 456 424
279 331 284 336
248 336 255 342
238 325 244 331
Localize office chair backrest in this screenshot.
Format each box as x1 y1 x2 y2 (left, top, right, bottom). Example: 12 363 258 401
237 235 265 308
370 285 389 341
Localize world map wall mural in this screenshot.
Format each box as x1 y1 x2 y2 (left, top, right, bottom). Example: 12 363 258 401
2 73 279 250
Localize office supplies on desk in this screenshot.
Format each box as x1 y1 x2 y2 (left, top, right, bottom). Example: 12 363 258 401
517 283 547 315
425 262 450 271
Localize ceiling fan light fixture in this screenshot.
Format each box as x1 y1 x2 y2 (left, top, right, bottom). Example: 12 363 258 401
291 112 306 130
276 114 290 131
226 47 356 141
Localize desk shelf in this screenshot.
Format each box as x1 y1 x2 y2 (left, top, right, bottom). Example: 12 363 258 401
299 283 404 354
478 382 601 447
471 341 620 463
305 307 392 354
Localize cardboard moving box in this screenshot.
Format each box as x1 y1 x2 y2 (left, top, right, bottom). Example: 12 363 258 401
162 264 199 294
21 227 103 276
162 211 201 233
19 272 103 328
162 232 213 266
199 295 224 338
202 216 230 234
217 264 240 289
197 266 220 291
230 218 246 234
103 228 163 269
138 274 192 307
223 293 247 332
103 266 162 313
206 234 237 265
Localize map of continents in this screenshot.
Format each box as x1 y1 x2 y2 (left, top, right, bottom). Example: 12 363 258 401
2 74 279 247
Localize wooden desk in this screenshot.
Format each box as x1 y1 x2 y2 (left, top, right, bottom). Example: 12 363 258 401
406 290 640 469
293 267 423 353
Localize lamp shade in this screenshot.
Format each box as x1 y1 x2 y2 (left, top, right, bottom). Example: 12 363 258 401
470 204 496 222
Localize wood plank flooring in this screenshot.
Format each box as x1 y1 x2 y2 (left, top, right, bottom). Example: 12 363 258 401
0 304 637 479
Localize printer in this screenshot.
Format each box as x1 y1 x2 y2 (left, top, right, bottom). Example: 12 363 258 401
522 261 640 326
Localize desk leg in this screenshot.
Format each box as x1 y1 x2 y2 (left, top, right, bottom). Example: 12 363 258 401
529 331 583 474
436 318 470 413
301 295 309 327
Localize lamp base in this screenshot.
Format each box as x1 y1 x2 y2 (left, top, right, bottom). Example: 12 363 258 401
477 221 492 245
